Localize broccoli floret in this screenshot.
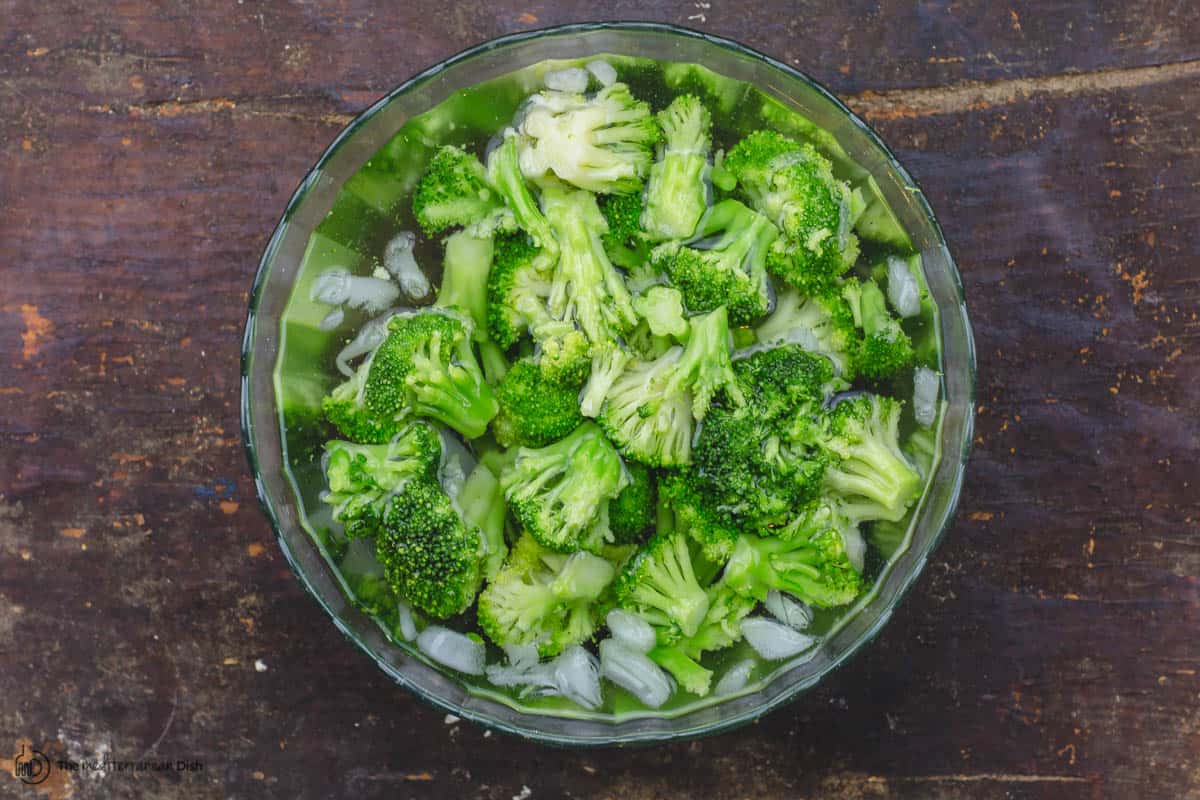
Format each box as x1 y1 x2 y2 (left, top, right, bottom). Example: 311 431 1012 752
491 358 584 448
500 422 628 552
642 94 712 240
756 284 859 379
648 644 713 696
725 131 862 292
542 184 639 345
722 529 863 608
477 534 617 656
578 340 630 419
363 309 499 440
841 278 915 379
486 232 556 350
598 190 652 269
609 462 656 544
654 199 777 325
535 322 593 386
662 345 835 559
633 285 688 338
321 424 442 539
516 82 660 194
681 579 758 657
377 476 484 618
486 135 558 252
601 307 743 467
615 530 710 637
412 145 506 235
819 394 921 523
323 354 408 444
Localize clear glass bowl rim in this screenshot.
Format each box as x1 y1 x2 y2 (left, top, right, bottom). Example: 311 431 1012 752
241 20 977 746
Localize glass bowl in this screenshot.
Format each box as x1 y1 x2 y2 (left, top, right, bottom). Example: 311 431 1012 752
241 21 975 746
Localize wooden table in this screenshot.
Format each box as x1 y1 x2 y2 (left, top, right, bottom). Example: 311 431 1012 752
3 3 1197 798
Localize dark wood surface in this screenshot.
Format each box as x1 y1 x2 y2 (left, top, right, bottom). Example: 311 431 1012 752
2 2 1198 798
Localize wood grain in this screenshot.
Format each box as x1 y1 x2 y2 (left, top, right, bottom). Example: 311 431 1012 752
1 2 1197 799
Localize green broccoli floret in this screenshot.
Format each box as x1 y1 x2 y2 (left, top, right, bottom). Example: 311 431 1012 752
486 135 558 252
542 184 639 345
598 190 652 269
818 394 921 523
615 530 710 638
725 131 862 292
756 284 859 379
654 199 777 325
516 82 660 194
680 579 758 657
491 358 584 448
578 340 630 419
633 285 688 338
500 422 628 552
376 476 483 618
486 232 555 350
412 145 507 236
609 462 656 544
321 424 442 539
535 322 593 386
722 529 863 608
601 307 743 467
841 278 915 379
323 354 408 444
660 345 833 560
363 309 498 440
477 533 617 656
642 94 711 240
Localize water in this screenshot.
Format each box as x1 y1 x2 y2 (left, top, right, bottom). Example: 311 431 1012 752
271 54 942 719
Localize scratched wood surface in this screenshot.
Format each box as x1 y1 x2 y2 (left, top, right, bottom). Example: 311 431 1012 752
2 2 1198 799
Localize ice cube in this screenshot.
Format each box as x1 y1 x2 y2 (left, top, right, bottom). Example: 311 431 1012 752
417 626 485 675
740 617 817 660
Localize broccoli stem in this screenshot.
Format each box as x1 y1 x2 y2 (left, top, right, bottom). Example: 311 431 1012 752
649 645 713 696
487 136 557 256
436 231 494 336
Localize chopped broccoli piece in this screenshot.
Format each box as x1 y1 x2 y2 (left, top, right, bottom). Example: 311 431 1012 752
642 94 711 240
841 278 915 379
615 530 710 638
601 307 743 467
457 460 509 580
436 230 494 338
377 476 484 618
516 82 661 194
491 358 584 448
725 131 862 292
412 145 506 235
323 349 407 444
486 135 558 252
633 285 688 338
654 199 778 325
819 394 921 523
722 529 863 608
321 424 442 539
486 232 555 350
500 422 629 552
609 462 656 544
363 309 498 439
477 534 617 656
648 644 713 696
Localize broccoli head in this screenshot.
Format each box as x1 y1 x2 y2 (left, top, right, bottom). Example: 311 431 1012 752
517 82 661 194
412 145 506 236
323 352 408 444
654 199 777 325
491 358 584 448
500 422 629 552
632 285 688 339
818 393 921 523
601 307 743 467
722 529 863 608
376 476 484 618
486 135 558 252
615 529 710 638
642 94 712 240
363 309 498 440
477 534 617 656
756 284 859 379
609 461 656 545
321 424 442 539
841 278 915 379
724 131 862 292
486 232 556 350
